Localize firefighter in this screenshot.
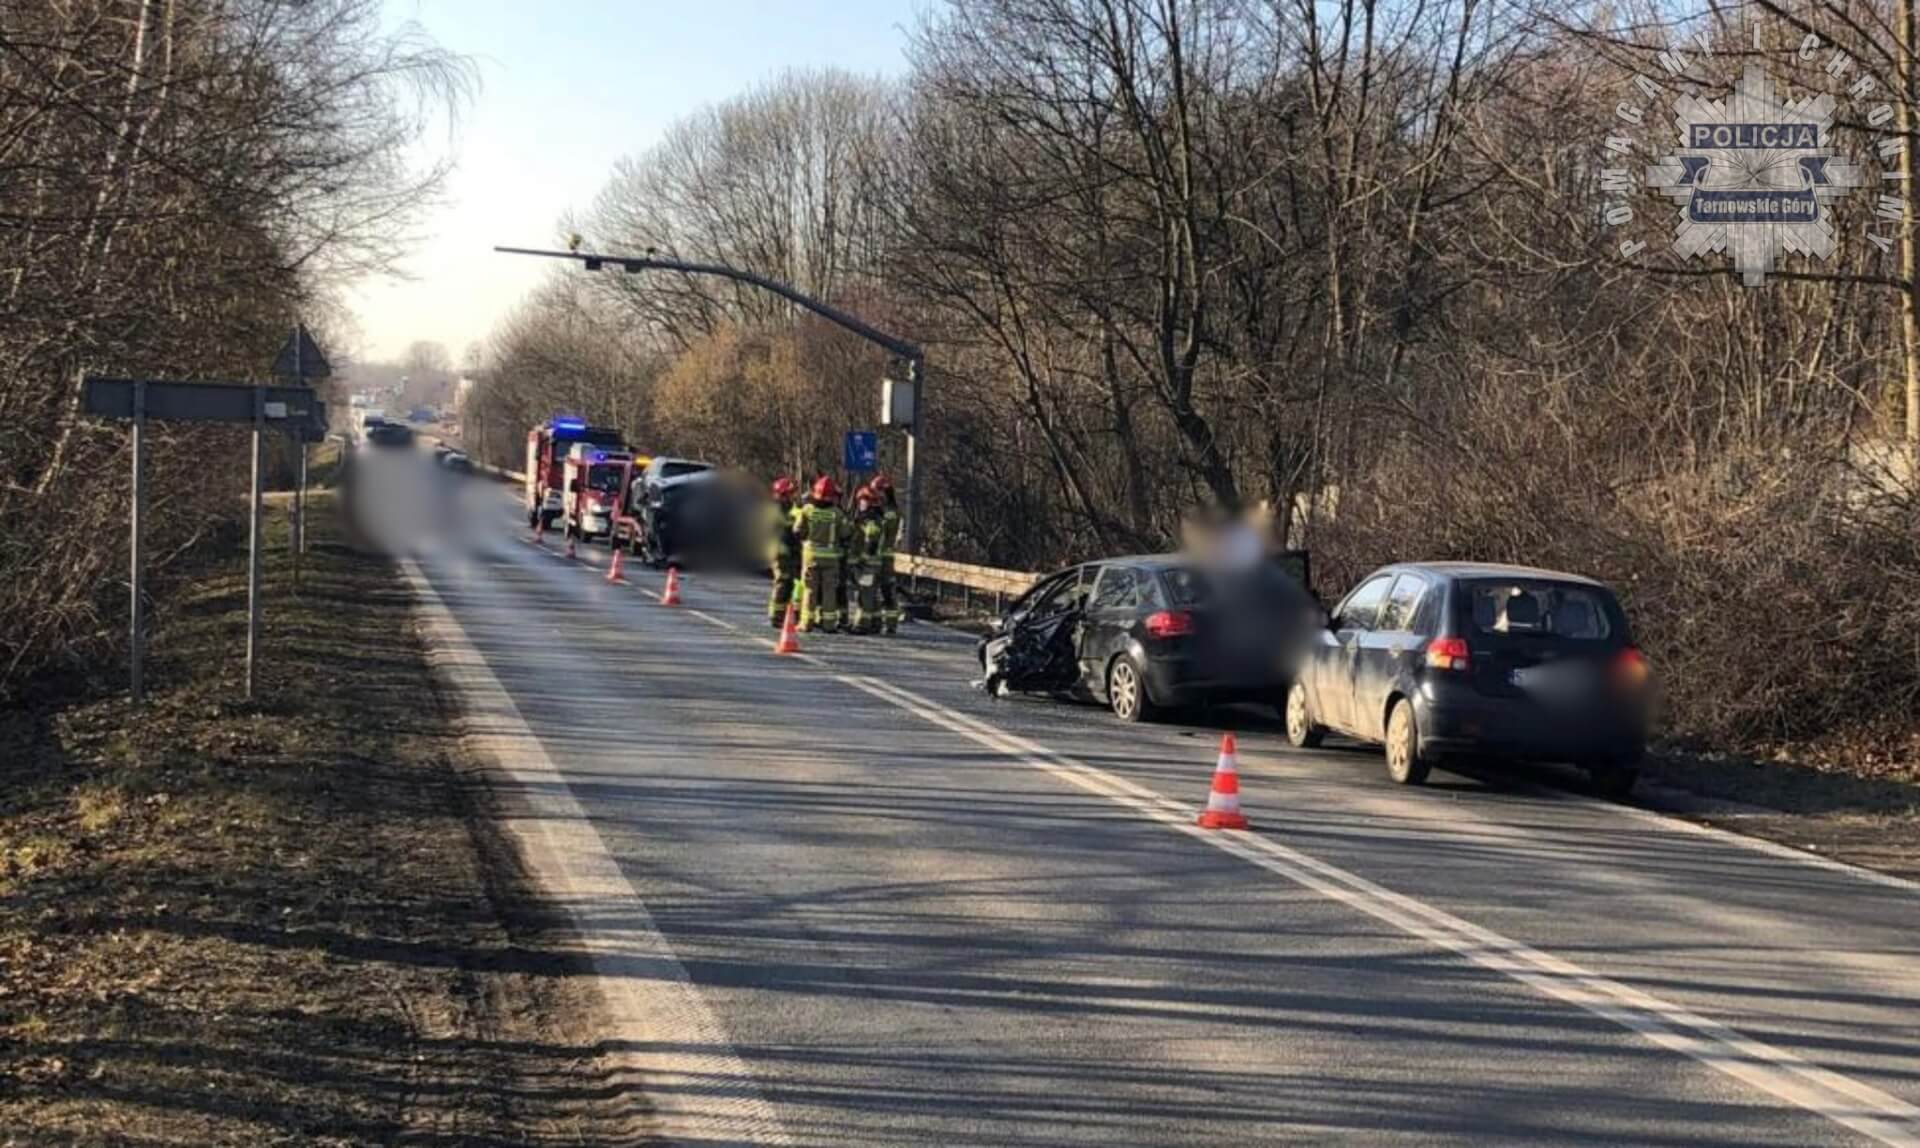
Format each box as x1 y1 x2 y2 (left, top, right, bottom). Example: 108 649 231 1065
868 473 903 635
793 475 849 632
766 476 800 628
849 487 884 634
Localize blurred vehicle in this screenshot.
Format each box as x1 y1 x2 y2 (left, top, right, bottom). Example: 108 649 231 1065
978 553 1318 722
562 444 633 541
407 406 434 423
1285 562 1649 797
363 421 414 448
633 459 718 566
438 448 472 473
524 417 624 529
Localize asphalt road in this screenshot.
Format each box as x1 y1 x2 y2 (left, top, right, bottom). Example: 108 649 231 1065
362 452 1920 1147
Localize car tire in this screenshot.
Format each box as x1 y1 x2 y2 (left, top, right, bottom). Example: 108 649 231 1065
1384 699 1430 786
1284 681 1326 749
1106 655 1155 724
1587 757 1641 801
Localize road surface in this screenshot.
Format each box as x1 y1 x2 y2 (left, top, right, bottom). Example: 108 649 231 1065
365 454 1920 1147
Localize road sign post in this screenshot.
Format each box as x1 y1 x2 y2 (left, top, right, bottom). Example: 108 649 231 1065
904 356 925 555
247 389 264 700
85 377 325 703
130 382 146 705
272 322 331 592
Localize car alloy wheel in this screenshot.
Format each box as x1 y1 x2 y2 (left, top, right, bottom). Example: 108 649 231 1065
1107 656 1150 723
1385 700 1430 786
1285 682 1324 748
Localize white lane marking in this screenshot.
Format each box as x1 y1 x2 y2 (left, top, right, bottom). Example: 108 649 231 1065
401 559 793 1146
832 672 1920 1148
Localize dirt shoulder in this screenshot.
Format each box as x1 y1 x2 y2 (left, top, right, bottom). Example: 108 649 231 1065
1639 744 1920 884
0 492 641 1146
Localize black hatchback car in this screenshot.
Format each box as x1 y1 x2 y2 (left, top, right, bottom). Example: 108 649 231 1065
978 554 1317 722
1284 562 1650 796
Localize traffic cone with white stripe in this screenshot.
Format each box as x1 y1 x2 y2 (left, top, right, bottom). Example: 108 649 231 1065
605 544 626 584
773 601 800 654
1196 734 1250 830
661 565 682 605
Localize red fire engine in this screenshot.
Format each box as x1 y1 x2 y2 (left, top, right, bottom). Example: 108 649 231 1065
561 444 634 542
524 416 623 529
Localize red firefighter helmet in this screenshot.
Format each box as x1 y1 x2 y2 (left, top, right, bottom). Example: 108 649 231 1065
812 475 841 502
869 473 894 495
855 487 877 509
770 475 798 500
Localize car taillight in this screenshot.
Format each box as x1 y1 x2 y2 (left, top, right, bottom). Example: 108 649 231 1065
1613 646 1649 687
1144 610 1195 639
1425 636 1470 671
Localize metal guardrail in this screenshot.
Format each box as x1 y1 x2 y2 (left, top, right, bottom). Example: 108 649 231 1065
894 553 1039 616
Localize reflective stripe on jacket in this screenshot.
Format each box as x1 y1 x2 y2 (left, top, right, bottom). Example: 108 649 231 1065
794 503 845 560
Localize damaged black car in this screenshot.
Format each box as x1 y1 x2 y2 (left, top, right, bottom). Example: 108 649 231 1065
977 554 1320 722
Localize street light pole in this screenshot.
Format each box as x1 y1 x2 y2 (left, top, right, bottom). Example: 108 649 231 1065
493 244 929 552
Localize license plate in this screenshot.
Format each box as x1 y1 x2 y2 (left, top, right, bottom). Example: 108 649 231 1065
1512 663 1594 700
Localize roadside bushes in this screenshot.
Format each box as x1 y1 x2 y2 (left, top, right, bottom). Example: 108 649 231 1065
0 1 464 693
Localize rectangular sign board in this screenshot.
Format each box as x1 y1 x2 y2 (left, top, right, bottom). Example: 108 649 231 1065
843 429 878 473
84 377 318 424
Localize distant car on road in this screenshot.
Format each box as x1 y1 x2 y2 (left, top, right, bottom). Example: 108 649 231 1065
437 448 471 472
978 554 1318 723
363 422 414 448
1284 562 1650 797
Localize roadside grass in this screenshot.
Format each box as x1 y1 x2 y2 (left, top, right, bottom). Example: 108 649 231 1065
0 491 638 1146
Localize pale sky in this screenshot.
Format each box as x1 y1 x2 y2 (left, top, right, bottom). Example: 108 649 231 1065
347 0 919 364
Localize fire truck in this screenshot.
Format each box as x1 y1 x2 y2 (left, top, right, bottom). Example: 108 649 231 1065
561 443 635 541
524 417 624 529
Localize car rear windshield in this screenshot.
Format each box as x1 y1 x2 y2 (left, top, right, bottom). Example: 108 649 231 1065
1460 579 1617 642
1159 567 1209 606
660 461 711 480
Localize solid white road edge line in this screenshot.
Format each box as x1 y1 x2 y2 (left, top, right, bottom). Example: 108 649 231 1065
830 671 1920 1147
400 558 794 1147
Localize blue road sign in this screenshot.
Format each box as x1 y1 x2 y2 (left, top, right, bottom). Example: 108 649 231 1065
844 430 878 473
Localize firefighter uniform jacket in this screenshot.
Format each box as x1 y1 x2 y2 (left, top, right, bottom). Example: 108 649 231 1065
791 501 848 562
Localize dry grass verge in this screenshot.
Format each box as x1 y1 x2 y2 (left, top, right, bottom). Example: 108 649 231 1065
0 493 642 1146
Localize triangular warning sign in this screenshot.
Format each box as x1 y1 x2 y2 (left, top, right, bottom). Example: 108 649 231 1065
272 324 331 380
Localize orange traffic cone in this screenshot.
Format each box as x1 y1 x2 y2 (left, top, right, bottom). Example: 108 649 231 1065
774 602 800 654
661 565 682 605
1196 733 1250 830
606 545 626 584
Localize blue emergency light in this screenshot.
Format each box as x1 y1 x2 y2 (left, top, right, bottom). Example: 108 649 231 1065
550 415 587 431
